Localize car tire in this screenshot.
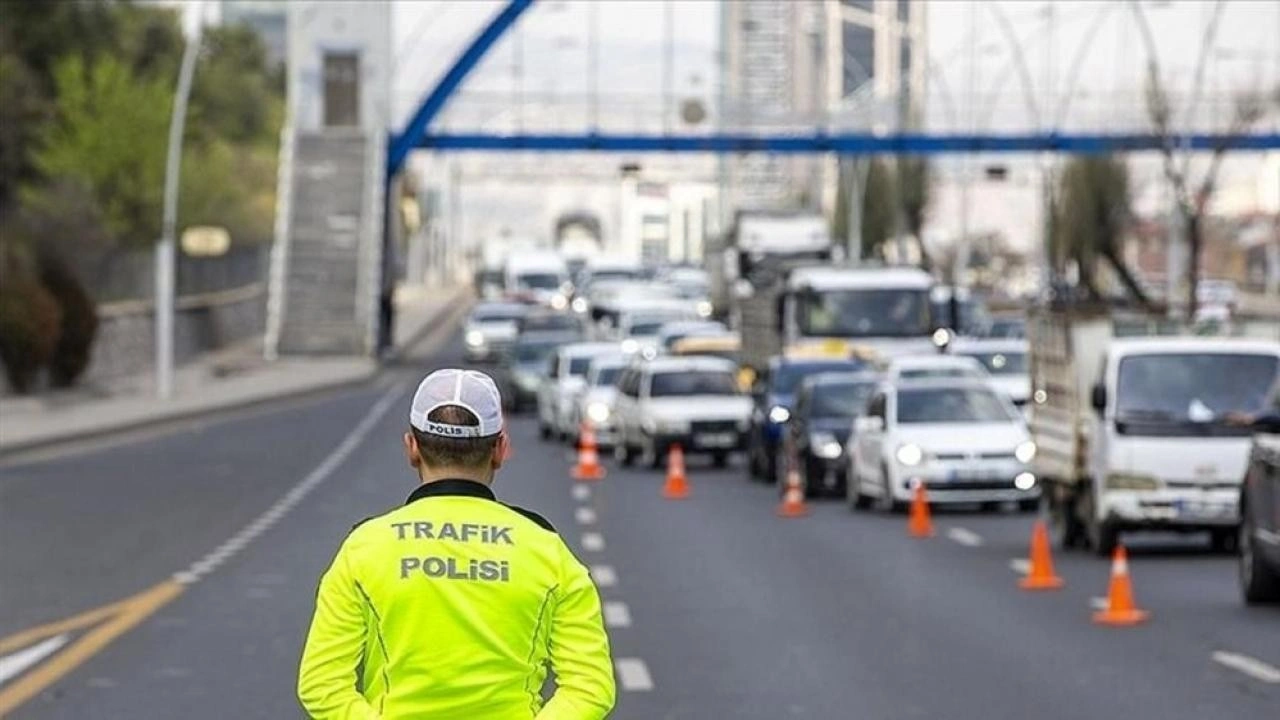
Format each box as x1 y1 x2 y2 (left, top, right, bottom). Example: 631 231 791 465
1240 504 1280 604
615 441 636 467
538 422 551 440
641 441 663 470
1051 486 1085 550
762 451 778 485
712 451 729 469
1210 528 1237 553
876 465 902 513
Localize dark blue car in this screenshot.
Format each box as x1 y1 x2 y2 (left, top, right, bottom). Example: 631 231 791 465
745 356 865 483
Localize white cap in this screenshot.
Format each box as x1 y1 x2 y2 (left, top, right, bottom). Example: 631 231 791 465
409 369 504 438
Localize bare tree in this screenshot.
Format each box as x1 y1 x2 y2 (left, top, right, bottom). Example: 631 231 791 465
897 156 932 272
1131 1 1271 319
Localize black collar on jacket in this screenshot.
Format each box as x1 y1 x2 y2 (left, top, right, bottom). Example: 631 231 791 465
405 479 496 505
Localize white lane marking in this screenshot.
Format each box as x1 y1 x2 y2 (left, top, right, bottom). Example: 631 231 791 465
172 382 406 585
590 565 618 588
581 532 605 552
575 507 598 525
0 634 68 685
1090 596 1110 611
946 527 984 547
1009 558 1031 575
572 485 592 501
1212 651 1280 684
603 601 632 628
615 658 654 692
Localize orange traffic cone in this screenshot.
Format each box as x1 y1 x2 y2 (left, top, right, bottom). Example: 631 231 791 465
776 461 809 518
907 482 934 538
661 444 690 499
1092 545 1149 626
571 423 606 481
1019 520 1065 590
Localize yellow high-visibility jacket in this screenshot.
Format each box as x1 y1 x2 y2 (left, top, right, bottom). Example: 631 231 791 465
298 479 615 719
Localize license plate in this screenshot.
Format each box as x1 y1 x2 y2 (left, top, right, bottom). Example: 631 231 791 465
696 433 737 448
946 467 988 482
1173 500 1232 518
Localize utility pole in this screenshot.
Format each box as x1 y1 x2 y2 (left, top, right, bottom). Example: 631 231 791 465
156 2 203 399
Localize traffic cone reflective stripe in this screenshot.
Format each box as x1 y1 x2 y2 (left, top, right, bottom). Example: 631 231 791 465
571 422 606 481
661 445 690 499
907 482 934 538
776 465 809 518
1019 520 1065 590
1092 545 1149 626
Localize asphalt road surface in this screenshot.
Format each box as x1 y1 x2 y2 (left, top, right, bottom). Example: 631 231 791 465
2 327 1278 719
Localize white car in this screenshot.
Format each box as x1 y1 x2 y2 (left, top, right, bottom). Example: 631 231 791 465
849 379 1040 512
952 339 1031 408
463 302 528 362
613 356 752 469
615 302 700 354
884 354 989 383
570 354 630 448
536 342 618 440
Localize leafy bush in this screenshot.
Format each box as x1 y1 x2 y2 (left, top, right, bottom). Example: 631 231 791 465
37 247 97 387
0 244 61 393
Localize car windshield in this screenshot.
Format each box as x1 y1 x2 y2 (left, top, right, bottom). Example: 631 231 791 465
591 269 639 282
896 387 1016 424
772 362 861 394
592 366 622 386
810 382 875 418
797 289 931 338
899 366 983 380
473 308 524 323
629 317 678 336
517 272 562 290
1115 353 1278 435
567 357 593 376
985 318 1026 338
650 371 739 397
523 315 578 332
959 351 1027 375
514 341 561 364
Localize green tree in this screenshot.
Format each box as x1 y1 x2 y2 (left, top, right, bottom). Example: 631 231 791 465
860 158 897 259
1053 155 1151 307
29 54 171 246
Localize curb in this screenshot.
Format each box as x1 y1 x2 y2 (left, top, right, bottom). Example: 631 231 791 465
0 290 470 461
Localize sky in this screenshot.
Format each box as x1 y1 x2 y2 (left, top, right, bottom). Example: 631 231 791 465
388 0 1280 135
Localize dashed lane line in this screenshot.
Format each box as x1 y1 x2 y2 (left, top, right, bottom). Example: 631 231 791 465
581 532 605 552
603 601 632 628
1211 651 1280 684
615 658 655 692
572 485 592 501
0 636 67 686
946 527 984 547
1009 558 1031 575
173 382 405 585
575 507 598 525
590 565 618 588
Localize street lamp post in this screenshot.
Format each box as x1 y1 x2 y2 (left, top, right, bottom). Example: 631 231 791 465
155 5 203 399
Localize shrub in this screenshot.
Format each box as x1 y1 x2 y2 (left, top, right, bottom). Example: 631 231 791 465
0 245 61 393
37 246 98 387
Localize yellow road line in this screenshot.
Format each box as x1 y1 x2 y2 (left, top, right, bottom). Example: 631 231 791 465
0 580 184 716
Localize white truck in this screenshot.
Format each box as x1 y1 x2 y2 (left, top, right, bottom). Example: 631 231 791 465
739 265 937 370
1028 305 1280 555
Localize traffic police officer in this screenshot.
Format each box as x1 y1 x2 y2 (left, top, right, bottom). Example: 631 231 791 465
298 369 616 719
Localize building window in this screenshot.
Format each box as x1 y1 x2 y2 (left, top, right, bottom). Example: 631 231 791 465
898 0 911 23
842 22 875 95
841 0 875 11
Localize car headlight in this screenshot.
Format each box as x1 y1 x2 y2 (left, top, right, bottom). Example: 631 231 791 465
465 330 485 347
1106 472 1160 491
1014 472 1037 491
621 338 639 354
768 405 791 424
587 402 610 424
571 297 588 314
811 432 843 460
1014 440 1037 464
895 443 924 467
696 300 713 318
515 373 540 390
550 293 568 310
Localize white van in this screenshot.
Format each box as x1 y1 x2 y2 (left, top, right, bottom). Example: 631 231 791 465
505 252 570 308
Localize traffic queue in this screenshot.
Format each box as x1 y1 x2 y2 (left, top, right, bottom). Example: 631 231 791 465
467 245 1280 606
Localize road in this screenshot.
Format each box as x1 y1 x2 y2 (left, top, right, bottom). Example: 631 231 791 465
2 326 1278 719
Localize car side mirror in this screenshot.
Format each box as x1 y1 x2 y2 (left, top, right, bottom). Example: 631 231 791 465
1090 383 1106 414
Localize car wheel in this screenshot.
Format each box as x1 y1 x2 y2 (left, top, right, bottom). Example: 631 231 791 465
712 451 729 469
876 465 901 513
1240 506 1280 604
763 449 778 485
747 444 761 479
538 422 551 440
1051 486 1085 550
640 440 663 470
1210 528 1237 553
